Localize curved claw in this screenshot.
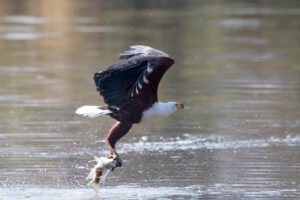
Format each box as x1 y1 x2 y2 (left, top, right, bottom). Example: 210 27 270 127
107 155 122 172
114 158 122 167
108 147 122 170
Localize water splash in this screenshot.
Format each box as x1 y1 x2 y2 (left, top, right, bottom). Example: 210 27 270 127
100 170 111 185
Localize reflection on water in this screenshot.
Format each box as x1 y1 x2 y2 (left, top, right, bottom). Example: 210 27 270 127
2 186 201 200
0 0 300 199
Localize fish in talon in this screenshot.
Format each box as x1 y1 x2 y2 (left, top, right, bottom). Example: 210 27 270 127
90 167 102 186
87 156 121 187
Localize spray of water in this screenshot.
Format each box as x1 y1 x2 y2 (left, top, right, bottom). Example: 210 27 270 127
100 170 110 185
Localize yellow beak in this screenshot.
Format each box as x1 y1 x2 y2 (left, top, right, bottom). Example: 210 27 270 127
176 103 184 109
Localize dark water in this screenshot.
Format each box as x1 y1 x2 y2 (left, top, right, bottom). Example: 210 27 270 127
1 0 300 199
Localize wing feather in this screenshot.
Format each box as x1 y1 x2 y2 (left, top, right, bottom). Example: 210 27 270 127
94 45 174 109
94 61 147 106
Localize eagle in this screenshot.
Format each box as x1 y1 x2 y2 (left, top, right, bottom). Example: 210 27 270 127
76 45 184 166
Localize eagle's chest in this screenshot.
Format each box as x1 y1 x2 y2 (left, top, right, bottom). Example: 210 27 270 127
140 102 175 122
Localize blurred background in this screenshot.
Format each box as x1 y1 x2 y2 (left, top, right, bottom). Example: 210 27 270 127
0 0 299 199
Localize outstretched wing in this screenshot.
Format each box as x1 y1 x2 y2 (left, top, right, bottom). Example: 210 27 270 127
94 60 147 107
94 45 174 108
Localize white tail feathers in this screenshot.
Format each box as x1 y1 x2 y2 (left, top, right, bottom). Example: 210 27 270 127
75 106 112 118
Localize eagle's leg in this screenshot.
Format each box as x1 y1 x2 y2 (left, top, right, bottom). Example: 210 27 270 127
107 141 122 171
108 146 119 159
106 121 132 167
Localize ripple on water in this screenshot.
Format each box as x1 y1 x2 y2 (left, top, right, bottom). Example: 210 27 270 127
1 184 299 200
74 26 115 33
2 32 63 40
119 134 300 153
219 18 261 30
0 185 201 200
0 66 40 73
1 16 96 24
224 8 300 16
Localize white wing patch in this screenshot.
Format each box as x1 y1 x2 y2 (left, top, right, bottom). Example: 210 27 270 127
119 45 153 59
143 75 149 84
130 45 152 55
147 62 153 73
120 45 171 98
130 60 157 97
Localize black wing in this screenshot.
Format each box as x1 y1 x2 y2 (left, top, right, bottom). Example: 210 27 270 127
94 45 174 108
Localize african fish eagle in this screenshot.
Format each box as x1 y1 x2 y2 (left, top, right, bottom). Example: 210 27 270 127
76 45 184 165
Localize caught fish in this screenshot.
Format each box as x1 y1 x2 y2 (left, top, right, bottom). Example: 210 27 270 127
87 156 122 187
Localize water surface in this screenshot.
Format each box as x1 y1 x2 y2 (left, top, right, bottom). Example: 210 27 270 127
0 0 300 199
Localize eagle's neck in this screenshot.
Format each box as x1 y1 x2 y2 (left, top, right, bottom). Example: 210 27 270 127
141 101 176 122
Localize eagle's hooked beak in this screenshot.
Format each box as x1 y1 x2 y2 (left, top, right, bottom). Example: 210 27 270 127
176 103 184 109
